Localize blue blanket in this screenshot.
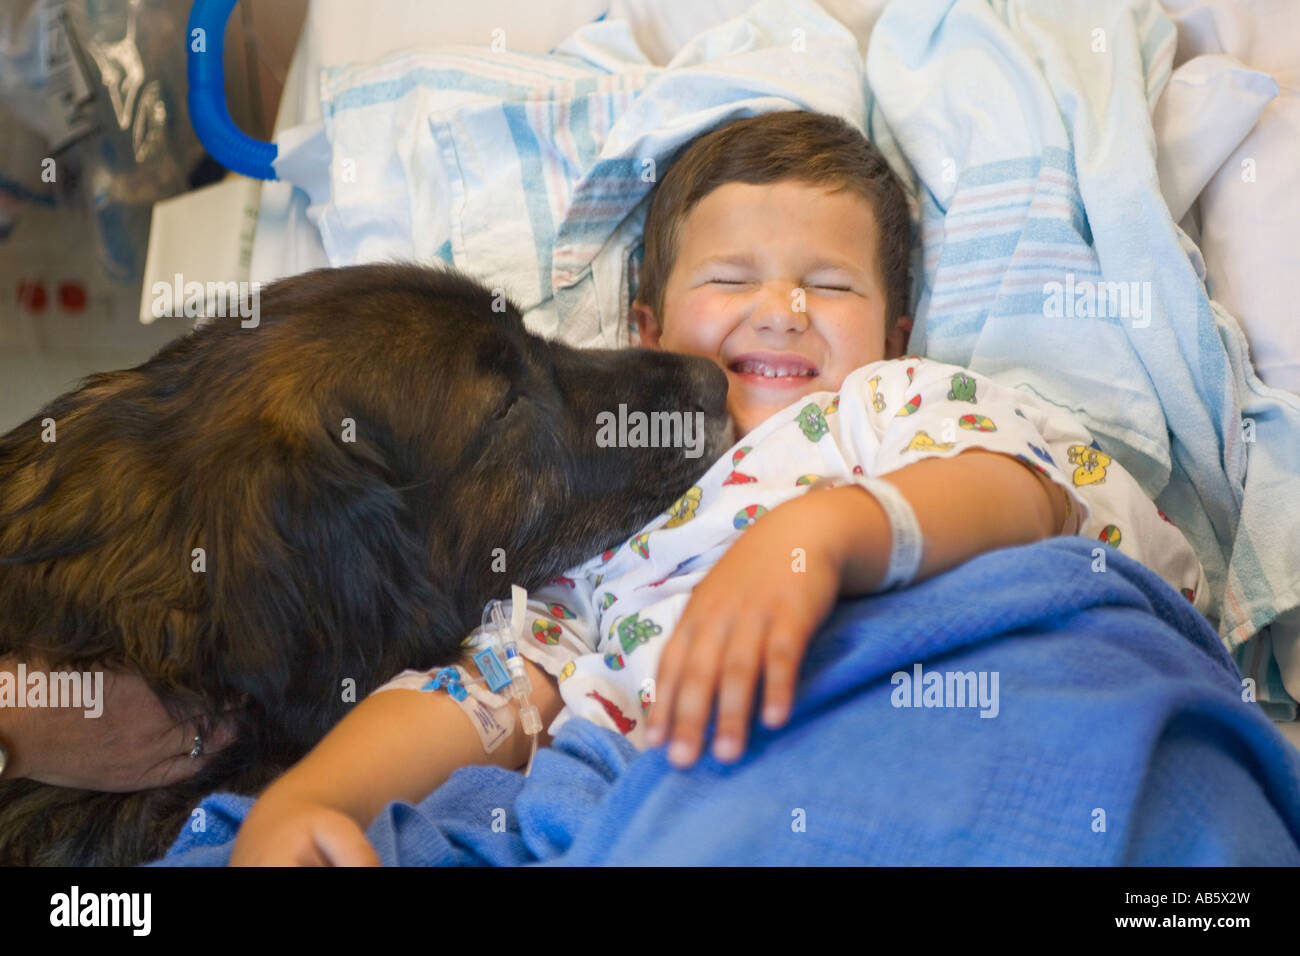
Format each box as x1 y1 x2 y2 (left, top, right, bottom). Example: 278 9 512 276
154 537 1300 865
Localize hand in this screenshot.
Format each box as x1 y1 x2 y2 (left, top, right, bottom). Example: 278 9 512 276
1 659 237 791
231 790 380 867
644 491 847 768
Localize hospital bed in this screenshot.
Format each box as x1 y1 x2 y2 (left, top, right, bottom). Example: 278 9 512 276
162 0 1300 864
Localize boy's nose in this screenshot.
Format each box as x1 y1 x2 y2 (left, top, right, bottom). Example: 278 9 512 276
750 283 811 333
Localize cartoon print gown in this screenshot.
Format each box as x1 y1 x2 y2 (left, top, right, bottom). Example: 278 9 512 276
379 357 1211 748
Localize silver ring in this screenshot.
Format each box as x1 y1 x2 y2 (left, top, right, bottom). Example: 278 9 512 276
188 734 203 759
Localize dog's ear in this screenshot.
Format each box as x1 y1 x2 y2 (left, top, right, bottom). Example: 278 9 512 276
0 382 462 758
178 407 464 753
0 378 163 669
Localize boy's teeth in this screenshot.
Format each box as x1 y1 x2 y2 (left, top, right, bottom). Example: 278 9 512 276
735 361 815 378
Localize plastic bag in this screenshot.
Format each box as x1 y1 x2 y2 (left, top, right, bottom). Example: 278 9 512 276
0 0 209 283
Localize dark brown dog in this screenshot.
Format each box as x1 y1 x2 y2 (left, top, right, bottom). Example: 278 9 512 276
0 263 731 865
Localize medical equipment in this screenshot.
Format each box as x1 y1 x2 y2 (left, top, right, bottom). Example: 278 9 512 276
186 0 277 180
426 584 544 775
807 474 925 592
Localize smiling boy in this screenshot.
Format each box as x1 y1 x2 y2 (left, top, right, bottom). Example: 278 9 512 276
230 111 1208 865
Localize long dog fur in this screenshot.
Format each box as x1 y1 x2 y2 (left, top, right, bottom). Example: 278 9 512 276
0 264 730 865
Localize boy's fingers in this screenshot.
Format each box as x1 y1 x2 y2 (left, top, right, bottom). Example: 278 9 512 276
314 818 381 867
712 617 766 764
666 619 730 768
644 629 686 749
295 840 330 867
646 621 690 747
761 625 807 729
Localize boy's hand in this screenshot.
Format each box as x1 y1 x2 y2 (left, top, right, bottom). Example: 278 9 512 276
644 491 846 768
230 790 380 867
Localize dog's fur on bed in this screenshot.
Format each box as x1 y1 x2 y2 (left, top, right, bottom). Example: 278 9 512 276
0 263 730 866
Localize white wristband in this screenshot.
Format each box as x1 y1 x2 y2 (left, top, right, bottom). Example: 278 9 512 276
808 474 924 592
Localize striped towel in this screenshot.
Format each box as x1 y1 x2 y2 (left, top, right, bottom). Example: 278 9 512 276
866 0 1300 713
273 0 866 348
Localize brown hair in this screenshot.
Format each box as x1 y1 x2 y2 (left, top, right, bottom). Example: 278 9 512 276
636 110 911 335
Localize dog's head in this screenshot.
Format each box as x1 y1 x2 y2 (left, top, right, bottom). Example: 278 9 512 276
227 265 734 641
0 264 732 764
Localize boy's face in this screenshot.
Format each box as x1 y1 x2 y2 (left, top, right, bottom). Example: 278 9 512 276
634 180 909 439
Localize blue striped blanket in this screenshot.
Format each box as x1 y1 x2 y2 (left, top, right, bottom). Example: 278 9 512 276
865 0 1300 712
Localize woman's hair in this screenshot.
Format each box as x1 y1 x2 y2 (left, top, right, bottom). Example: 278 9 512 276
636 110 911 333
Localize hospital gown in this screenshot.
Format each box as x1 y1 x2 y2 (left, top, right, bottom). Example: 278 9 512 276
376 356 1211 748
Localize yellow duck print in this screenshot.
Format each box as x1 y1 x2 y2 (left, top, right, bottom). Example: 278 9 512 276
663 486 702 528
1066 444 1111 486
906 430 956 453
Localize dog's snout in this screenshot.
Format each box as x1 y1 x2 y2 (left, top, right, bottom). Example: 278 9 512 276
685 356 729 418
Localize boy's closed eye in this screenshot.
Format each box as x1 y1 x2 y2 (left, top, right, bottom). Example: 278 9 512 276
708 279 854 292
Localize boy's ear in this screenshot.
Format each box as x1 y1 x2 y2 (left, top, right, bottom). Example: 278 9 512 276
632 301 663 348
884 315 914 360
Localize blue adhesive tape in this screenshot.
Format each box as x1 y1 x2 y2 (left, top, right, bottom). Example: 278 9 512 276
472 648 512 694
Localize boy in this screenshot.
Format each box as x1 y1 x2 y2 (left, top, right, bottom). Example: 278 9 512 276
230 111 1207 865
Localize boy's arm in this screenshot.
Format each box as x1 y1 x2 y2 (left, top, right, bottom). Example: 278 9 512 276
232 654 562 864
825 448 1071 596
646 447 1074 768
269 654 562 820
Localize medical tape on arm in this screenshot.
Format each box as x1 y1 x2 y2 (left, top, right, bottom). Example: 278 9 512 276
370 665 516 755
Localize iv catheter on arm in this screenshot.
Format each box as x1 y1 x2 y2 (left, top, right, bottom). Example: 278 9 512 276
423 585 545 775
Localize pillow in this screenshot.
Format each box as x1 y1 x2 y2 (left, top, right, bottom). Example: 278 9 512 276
1151 53 1276 223
1158 0 1300 395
